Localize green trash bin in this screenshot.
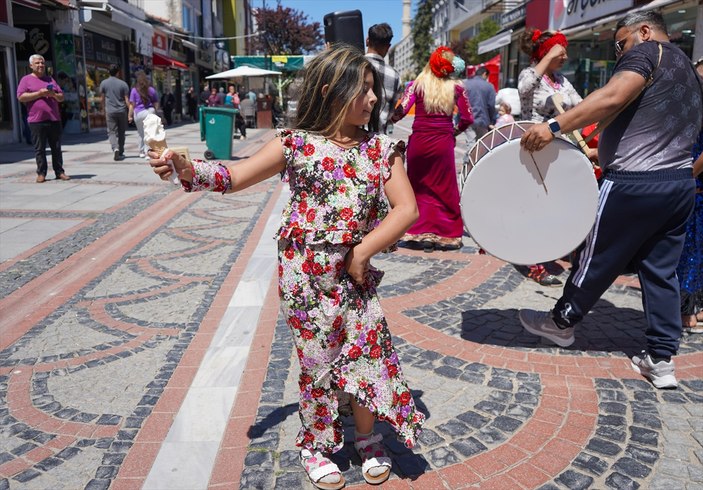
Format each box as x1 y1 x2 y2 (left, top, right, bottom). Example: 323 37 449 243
199 106 236 160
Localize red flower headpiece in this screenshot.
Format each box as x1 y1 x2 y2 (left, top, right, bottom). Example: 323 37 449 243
533 32 568 62
429 46 454 78
531 29 542 43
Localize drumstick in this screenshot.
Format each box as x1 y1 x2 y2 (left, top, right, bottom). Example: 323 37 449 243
550 94 592 155
529 152 549 195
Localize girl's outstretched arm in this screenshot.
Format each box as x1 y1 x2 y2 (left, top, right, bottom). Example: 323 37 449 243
149 137 286 192
345 151 418 283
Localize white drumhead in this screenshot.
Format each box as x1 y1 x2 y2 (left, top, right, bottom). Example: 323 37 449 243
461 130 599 265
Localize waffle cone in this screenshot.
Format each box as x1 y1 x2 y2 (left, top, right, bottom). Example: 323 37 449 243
149 140 168 157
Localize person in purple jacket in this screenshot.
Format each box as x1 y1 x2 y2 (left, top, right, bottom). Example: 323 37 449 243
17 54 69 183
128 71 160 159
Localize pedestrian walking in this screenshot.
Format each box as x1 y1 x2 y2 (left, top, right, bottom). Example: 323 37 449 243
462 66 496 148
678 57 703 334
225 85 246 139
391 46 473 252
16 54 69 182
224 84 239 108
519 10 703 389
678 126 703 334
365 23 401 134
98 64 130 161
495 79 520 118
128 72 159 159
160 89 175 126
517 27 590 287
149 44 424 489
199 84 210 108
186 86 198 121
207 87 221 107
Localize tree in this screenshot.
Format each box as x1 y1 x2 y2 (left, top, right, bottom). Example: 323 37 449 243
411 0 435 74
462 18 500 65
253 2 323 56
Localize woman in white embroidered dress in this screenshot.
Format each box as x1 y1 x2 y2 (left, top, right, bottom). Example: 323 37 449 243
518 28 582 123
517 28 584 287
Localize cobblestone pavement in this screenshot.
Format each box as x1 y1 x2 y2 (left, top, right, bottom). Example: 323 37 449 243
0 119 701 490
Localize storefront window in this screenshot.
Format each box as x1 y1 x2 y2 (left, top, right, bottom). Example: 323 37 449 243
84 30 124 129
0 51 11 130
663 7 696 57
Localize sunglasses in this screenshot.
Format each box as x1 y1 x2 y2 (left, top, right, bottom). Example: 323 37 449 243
614 37 628 57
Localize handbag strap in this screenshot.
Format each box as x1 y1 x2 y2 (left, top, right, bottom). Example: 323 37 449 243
584 42 662 144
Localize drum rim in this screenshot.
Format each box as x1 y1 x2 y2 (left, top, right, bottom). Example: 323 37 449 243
459 125 599 265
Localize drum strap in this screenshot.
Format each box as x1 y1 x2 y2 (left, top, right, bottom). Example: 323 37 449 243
583 43 663 145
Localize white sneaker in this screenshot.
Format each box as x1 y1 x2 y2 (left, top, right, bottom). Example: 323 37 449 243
139 152 146 158
519 309 575 347
631 351 677 389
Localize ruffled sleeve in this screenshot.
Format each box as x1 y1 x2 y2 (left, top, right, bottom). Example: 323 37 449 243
378 134 404 184
391 82 416 123
455 83 474 133
277 128 295 183
518 66 540 121
560 76 583 111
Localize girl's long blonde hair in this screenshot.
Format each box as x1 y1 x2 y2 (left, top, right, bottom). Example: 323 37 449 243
294 44 381 135
412 62 461 115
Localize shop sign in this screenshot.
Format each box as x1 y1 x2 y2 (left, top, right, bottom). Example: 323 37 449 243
136 29 152 57
16 25 52 62
501 4 526 29
551 0 633 31
152 31 168 55
84 31 121 65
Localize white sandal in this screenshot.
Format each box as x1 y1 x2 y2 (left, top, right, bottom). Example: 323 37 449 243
355 433 392 485
300 449 345 490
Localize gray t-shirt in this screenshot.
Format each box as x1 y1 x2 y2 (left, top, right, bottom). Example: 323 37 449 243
600 41 703 172
99 76 129 114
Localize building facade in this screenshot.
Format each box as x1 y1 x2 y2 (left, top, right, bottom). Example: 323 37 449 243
7 0 238 144
440 0 701 96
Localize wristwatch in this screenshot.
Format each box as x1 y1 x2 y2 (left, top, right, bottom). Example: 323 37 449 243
547 118 561 137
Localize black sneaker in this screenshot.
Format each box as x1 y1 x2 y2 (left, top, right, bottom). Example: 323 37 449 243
114 150 121 161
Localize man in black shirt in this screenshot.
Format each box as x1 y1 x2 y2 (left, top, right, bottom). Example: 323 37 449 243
519 10 702 389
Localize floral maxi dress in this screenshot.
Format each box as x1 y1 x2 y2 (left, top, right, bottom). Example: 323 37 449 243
276 129 425 453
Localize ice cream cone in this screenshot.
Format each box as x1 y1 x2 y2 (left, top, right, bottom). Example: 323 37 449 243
149 140 169 158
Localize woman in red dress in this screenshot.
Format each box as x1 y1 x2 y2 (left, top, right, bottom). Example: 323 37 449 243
393 46 473 252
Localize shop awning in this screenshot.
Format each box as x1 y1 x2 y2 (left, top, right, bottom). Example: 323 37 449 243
478 29 513 55
231 55 309 71
153 53 188 70
0 24 26 43
12 0 41 9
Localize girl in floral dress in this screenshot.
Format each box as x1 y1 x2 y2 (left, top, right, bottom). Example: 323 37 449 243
149 44 424 489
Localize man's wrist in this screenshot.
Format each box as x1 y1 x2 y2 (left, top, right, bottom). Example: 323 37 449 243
547 118 562 137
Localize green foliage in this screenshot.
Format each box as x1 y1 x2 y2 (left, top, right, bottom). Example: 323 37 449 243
411 0 435 73
254 1 323 55
463 18 500 65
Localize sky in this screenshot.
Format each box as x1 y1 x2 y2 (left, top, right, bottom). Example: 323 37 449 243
251 0 414 50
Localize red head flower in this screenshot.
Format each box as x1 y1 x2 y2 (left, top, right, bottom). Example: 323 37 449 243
429 46 455 78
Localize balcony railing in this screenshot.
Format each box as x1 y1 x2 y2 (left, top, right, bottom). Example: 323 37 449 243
482 0 526 14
